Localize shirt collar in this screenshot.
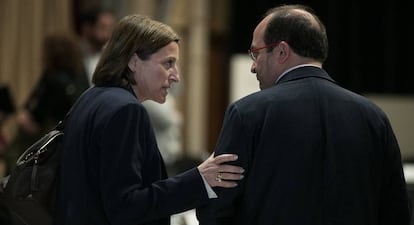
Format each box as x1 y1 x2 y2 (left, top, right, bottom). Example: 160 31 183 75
275 64 321 84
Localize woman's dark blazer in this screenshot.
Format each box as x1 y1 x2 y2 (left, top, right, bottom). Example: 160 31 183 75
55 86 209 225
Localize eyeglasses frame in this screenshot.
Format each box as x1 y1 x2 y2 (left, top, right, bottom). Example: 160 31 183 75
248 41 281 61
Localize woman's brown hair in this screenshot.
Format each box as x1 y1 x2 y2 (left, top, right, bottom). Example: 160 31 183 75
92 14 180 87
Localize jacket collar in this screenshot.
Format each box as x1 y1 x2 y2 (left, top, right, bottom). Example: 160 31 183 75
276 66 336 85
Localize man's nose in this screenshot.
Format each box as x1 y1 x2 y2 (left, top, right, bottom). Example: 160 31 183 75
251 62 257 73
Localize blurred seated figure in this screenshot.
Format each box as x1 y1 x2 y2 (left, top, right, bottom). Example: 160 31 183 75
0 197 12 225
142 85 204 177
0 85 15 151
143 88 205 225
142 93 183 175
0 85 15 177
4 33 89 173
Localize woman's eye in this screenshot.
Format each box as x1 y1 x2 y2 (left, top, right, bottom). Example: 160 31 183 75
164 60 174 68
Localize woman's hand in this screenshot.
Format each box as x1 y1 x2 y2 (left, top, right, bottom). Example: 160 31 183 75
197 152 244 188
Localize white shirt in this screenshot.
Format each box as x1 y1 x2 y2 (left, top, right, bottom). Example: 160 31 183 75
275 64 321 84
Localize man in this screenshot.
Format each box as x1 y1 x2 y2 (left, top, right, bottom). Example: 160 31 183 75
78 7 116 83
196 4 411 225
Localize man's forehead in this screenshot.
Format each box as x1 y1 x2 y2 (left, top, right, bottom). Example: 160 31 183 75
252 15 272 45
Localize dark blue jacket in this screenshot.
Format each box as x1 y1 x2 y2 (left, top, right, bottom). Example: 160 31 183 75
197 66 411 225
55 86 209 225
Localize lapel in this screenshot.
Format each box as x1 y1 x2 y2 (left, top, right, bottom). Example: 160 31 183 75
276 66 336 85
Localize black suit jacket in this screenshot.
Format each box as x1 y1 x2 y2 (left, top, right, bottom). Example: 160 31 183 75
197 66 411 225
55 86 209 225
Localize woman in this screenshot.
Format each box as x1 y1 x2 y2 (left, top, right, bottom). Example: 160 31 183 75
5 33 89 172
18 33 90 133
55 14 244 225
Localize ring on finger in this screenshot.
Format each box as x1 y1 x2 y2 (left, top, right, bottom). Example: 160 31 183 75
215 172 223 182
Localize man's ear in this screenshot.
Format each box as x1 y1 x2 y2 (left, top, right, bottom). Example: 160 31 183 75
128 53 138 72
277 41 290 62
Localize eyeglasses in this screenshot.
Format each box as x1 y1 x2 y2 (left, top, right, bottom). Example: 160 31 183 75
248 41 281 61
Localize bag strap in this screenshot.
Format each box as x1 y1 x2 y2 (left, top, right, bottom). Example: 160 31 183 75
55 86 92 131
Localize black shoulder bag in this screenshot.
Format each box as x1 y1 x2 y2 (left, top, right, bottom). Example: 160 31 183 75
0 89 85 225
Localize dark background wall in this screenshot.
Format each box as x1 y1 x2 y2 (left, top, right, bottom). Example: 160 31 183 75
229 0 413 94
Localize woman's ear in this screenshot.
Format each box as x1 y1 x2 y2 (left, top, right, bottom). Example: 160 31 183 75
128 53 138 72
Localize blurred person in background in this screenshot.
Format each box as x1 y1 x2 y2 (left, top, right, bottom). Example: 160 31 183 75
4 33 89 173
142 87 184 175
78 6 116 83
143 87 191 225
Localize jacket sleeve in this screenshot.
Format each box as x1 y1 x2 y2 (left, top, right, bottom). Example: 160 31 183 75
379 117 412 225
99 104 209 225
197 103 250 225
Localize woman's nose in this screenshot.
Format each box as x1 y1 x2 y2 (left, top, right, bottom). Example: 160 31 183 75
170 71 180 82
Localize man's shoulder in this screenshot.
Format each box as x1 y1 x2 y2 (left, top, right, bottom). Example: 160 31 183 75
233 87 282 106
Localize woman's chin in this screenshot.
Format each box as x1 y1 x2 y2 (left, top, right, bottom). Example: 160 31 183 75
153 96 166 104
